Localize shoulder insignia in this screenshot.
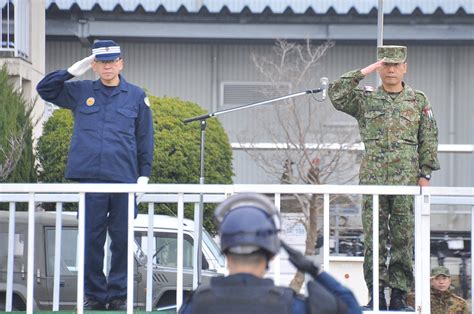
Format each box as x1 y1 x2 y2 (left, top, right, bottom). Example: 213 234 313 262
415 89 427 97
144 97 150 107
422 106 433 119
452 294 466 302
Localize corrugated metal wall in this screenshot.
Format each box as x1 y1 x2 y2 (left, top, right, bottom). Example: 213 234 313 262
45 40 473 186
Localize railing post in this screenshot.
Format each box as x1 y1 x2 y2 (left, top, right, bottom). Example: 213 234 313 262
193 202 200 290
52 203 63 311
6 202 16 312
26 193 35 314
273 193 281 285
415 188 431 314
126 192 135 313
323 193 330 272
372 194 379 312
471 118 474 305
176 193 184 310
77 193 85 314
146 202 155 312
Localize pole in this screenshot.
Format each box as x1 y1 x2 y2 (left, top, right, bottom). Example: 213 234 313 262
471 118 474 305
183 87 326 284
196 120 206 284
377 0 384 86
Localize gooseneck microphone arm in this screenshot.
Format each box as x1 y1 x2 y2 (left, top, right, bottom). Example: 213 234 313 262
182 83 327 286
183 88 324 124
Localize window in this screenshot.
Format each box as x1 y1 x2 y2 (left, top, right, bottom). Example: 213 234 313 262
45 228 78 276
0 227 25 272
202 230 225 268
135 231 208 270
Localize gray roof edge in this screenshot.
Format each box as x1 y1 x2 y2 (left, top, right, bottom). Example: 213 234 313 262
45 1 474 15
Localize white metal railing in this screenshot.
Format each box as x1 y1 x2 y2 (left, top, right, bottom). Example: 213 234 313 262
0 0 30 59
231 142 474 153
1 184 473 314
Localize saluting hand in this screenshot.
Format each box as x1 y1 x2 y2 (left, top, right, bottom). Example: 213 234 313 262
67 54 95 77
361 59 385 76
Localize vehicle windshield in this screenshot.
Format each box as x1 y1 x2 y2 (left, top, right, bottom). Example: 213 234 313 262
202 230 225 268
133 239 147 265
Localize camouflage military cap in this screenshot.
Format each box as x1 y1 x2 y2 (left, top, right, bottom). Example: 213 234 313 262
377 45 407 63
431 266 450 278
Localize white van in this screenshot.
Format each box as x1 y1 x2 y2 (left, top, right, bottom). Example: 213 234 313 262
0 211 225 311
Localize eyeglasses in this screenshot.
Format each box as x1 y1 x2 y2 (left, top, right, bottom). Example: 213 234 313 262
94 58 121 65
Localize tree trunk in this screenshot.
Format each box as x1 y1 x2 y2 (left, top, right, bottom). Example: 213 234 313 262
288 196 321 293
289 270 306 292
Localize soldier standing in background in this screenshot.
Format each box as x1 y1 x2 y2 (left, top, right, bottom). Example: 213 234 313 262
430 266 469 314
328 46 440 311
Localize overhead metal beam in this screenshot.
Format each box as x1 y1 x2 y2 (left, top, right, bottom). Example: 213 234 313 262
46 20 474 41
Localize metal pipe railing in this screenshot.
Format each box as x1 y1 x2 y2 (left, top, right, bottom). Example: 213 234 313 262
1 184 473 313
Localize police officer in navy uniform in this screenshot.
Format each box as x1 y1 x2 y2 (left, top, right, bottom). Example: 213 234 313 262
179 193 361 314
36 40 154 310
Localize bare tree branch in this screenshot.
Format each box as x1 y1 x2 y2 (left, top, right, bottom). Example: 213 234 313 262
242 39 360 292
0 128 27 181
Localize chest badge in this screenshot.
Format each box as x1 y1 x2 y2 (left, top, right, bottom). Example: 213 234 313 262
86 97 95 106
364 86 375 93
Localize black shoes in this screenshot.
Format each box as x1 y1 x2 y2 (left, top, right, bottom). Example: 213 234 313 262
108 297 128 311
389 288 414 311
361 288 387 311
83 296 128 311
83 297 106 310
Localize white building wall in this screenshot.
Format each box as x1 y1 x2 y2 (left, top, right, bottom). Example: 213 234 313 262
44 40 473 186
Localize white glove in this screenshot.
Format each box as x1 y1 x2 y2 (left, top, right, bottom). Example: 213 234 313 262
136 176 149 205
67 54 95 77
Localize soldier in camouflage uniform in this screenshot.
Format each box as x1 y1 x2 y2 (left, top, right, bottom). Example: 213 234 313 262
328 46 440 311
430 266 468 314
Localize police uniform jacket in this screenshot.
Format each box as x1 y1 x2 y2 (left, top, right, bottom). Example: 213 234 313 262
328 69 440 185
37 69 154 183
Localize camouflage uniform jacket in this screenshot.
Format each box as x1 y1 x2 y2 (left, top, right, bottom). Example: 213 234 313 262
328 69 440 185
431 287 469 314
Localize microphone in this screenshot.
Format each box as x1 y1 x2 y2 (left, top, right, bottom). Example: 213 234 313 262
320 77 328 100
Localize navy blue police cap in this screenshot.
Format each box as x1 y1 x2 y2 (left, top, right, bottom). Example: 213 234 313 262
92 40 121 61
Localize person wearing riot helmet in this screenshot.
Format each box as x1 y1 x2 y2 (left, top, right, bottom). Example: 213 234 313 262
179 193 361 314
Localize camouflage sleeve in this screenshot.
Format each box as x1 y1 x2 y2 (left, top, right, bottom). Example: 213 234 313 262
328 69 366 119
416 91 440 175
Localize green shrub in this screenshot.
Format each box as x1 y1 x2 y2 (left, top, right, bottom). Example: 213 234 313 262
36 109 73 183
36 96 234 233
0 65 36 183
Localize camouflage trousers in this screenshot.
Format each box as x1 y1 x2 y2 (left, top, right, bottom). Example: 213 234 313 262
362 194 414 292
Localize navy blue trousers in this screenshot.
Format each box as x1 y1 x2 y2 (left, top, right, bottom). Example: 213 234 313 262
83 191 137 302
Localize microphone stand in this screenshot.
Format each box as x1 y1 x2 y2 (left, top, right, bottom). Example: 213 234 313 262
183 87 325 286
